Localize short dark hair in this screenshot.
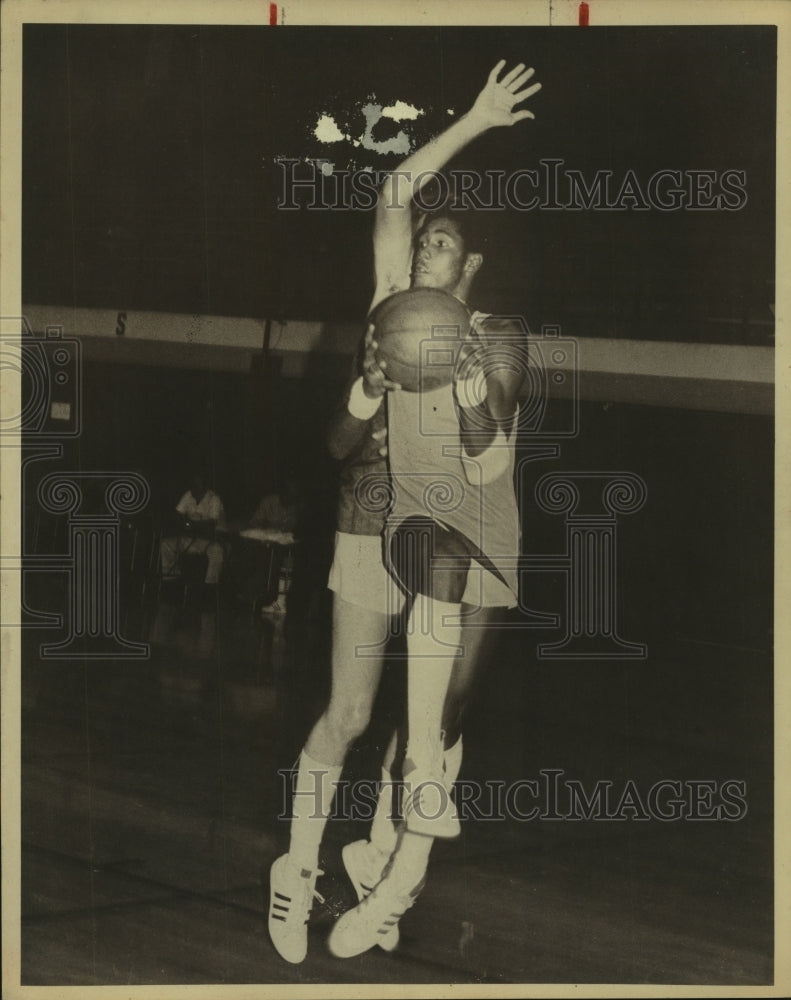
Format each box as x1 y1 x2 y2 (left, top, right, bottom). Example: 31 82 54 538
419 208 489 256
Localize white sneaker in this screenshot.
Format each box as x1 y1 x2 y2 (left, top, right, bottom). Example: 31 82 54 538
402 764 460 839
328 876 424 959
341 840 398 951
268 854 324 964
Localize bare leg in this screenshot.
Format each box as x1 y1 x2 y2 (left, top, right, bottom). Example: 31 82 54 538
398 521 469 779
443 604 502 747
270 595 393 964
365 605 501 847
286 594 391 871
305 594 389 765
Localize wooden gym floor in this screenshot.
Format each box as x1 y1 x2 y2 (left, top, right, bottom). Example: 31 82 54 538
16 587 773 989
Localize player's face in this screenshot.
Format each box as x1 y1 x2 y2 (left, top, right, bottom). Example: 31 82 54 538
411 218 468 292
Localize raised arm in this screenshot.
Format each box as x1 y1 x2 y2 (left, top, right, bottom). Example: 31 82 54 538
330 61 541 462
371 61 541 310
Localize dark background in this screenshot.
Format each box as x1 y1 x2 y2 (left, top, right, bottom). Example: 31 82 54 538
24 24 775 338
20 23 775 649
19 23 775 647
17 22 775 987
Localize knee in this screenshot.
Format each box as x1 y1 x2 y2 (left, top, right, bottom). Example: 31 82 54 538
324 698 372 746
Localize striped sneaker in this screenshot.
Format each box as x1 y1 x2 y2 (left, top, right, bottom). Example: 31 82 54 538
328 876 424 958
341 840 398 951
268 854 324 964
402 764 460 839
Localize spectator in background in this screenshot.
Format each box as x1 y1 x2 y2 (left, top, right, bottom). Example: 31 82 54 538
238 476 300 614
247 476 299 538
159 469 227 586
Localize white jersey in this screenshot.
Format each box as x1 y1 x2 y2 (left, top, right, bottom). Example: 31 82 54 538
175 488 226 530
384 311 520 600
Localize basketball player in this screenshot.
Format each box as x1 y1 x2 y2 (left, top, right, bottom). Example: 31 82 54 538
268 60 540 964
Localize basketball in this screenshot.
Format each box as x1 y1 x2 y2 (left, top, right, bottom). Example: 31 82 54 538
372 288 470 392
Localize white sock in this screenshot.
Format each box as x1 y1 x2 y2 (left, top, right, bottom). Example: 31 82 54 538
443 734 463 787
385 830 433 896
383 738 463 897
287 749 342 873
405 594 461 774
370 766 399 855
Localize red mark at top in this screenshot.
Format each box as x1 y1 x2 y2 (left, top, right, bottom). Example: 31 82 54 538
270 3 278 25
579 2 589 26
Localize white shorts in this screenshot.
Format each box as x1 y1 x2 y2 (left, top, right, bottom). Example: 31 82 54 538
327 531 517 615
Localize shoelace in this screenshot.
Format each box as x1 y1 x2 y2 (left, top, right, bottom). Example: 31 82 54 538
301 875 325 915
275 872 325 925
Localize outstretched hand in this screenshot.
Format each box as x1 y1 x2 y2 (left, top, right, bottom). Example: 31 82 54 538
468 60 542 129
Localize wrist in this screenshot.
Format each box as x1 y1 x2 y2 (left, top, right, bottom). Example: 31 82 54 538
460 109 493 137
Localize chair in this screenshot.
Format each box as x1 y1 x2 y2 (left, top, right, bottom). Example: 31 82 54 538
178 551 210 607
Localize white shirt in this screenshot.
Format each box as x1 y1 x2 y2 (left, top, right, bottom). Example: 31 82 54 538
175 489 226 530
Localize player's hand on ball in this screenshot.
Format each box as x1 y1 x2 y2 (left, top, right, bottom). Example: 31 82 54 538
362 324 401 398
468 60 541 129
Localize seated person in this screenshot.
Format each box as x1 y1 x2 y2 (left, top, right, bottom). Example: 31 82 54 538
241 478 298 544
159 470 226 585
237 478 300 612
